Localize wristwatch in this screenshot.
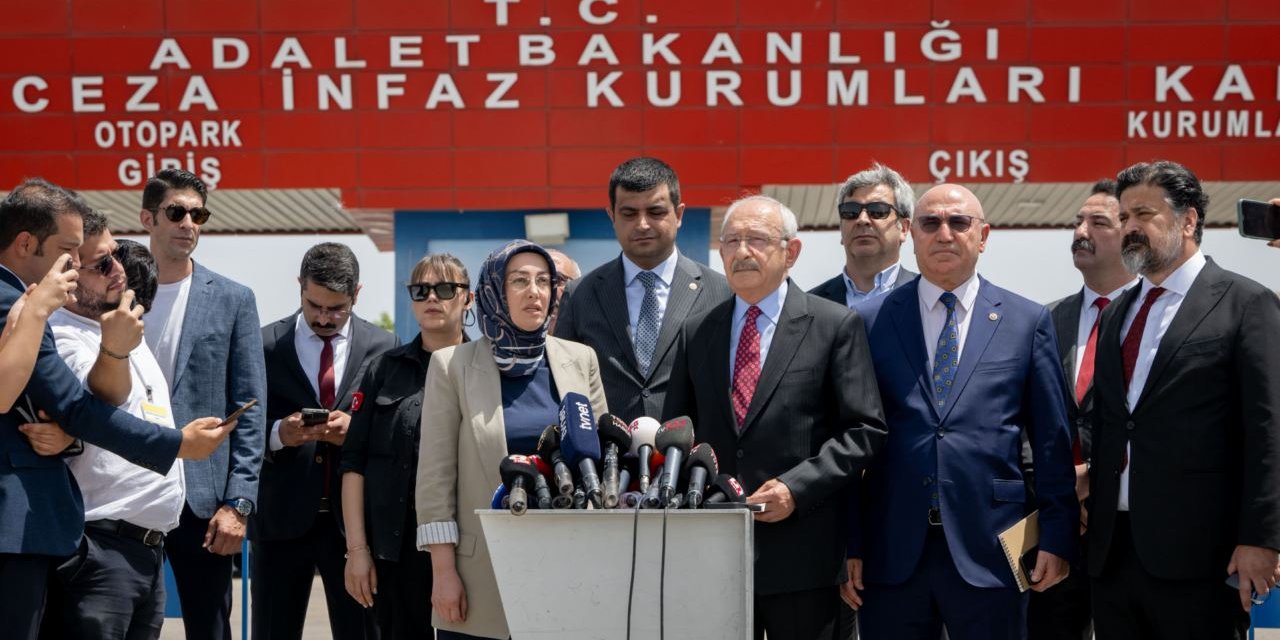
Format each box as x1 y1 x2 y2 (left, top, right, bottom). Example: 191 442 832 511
224 497 254 517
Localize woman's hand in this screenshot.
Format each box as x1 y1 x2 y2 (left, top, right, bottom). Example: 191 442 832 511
431 566 469 624
344 548 377 609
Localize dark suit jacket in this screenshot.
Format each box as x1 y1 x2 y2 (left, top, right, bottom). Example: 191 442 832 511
809 265 917 307
0 266 181 556
1048 291 1094 462
556 252 731 422
254 312 398 542
849 277 1077 589
1087 258 1280 581
664 281 887 595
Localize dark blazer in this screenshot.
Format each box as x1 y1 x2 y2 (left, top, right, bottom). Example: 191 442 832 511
849 277 1077 589
254 312 398 542
1087 258 1280 581
556 252 731 422
0 267 181 556
809 265 917 307
664 281 887 595
1048 291 1093 461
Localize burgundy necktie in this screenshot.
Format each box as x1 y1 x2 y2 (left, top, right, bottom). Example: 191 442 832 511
318 334 336 499
1072 296 1110 465
1119 286 1164 471
731 306 762 430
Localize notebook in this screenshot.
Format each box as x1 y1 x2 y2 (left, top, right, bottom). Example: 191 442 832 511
997 510 1039 592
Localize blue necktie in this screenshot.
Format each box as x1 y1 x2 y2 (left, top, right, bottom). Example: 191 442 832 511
634 271 660 377
932 292 959 407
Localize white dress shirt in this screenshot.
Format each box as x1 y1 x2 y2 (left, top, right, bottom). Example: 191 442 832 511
621 250 679 347
728 280 787 378
1073 280 1139 386
50 308 185 532
843 262 902 308
269 312 352 451
1116 250 1206 511
918 274 981 373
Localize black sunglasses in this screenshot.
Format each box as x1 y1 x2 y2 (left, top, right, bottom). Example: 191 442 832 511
77 253 114 276
407 282 468 302
153 203 212 225
838 201 899 221
916 214 983 234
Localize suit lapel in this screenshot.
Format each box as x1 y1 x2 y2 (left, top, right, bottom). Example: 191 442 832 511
740 283 810 436
276 316 318 404
466 341 508 492
704 300 735 432
1135 261 1230 410
1096 284 1141 410
647 256 702 381
938 279 1003 424
886 281 939 421
335 317 369 402
593 258 640 376
172 262 213 389
1051 292 1084 396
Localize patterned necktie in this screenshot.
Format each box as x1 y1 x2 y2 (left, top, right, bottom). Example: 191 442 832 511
318 334 336 409
1121 287 1165 391
931 292 960 408
731 305 762 430
1072 296 1109 465
634 271 660 377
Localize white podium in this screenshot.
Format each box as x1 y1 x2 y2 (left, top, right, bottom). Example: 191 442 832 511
478 508 754 640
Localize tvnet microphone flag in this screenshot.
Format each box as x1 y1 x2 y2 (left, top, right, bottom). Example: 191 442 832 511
499 454 542 515
704 474 747 505
627 417 661 492
598 413 632 508
536 424 575 499
682 443 719 509
557 392 603 508
655 416 695 506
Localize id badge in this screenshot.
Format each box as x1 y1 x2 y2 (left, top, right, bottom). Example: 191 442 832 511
141 402 170 425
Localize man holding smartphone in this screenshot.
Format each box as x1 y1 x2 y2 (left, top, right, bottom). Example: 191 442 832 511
255 242 397 639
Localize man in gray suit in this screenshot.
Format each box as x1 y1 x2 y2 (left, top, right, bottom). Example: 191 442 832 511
140 169 267 640
555 157 731 422
810 163 917 307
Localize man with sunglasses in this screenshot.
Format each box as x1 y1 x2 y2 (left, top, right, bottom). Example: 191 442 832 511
138 169 268 640
256 242 396 640
811 164 918 308
847 184 1077 640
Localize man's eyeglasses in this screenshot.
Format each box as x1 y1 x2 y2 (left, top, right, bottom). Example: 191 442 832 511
720 234 784 252
407 282 468 302
916 214 984 234
152 203 212 225
77 253 115 277
837 201 899 221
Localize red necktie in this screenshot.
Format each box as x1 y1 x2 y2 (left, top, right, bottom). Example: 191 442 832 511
1119 286 1164 471
1071 296 1110 464
731 306 762 430
318 334 336 410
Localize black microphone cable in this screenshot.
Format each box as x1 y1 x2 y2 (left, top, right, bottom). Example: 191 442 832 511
625 487 642 640
660 497 670 640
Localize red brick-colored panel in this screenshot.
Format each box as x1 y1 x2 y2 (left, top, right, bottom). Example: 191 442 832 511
1026 64 1125 104
356 0 450 30
0 114 75 150
1028 27 1124 63
352 188 455 210
450 0 546 29
166 73 263 112
740 108 831 145
645 147 739 186
833 106 931 144
1031 0 1125 22
453 149 547 188
0 38 73 74
165 0 259 32
1221 143 1280 180
1029 106 1128 142
1225 26 1280 62
914 146 1036 183
262 112 357 149
642 108 738 147
740 146 834 184
71 37 171 73
550 148 635 187
1123 143 1222 179
681 186 744 208
548 109 642 147
1128 26 1226 63
1126 66 1238 103
74 110 256 152
862 67 932 107
547 187 604 208
547 68 642 108
739 0 833 26
358 150 453 189
264 151 357 187
261 0 353 31
931 0 1027 22
1129 0 1225 21
323 72 478 111
0 153 76 185
835 146 932 183
1229 0 1280 19
834 2 928 24
455 110 546 147
641 0 737 28
543 30 643 68
449 70 547 109
259 34 385 71
930 105 1028 144
460 33 525 70
72 0 162 33
928 65 1014 105
455 188 551 210
734 29 839 66
358 111 454 149
0 74 73 114
730 69 831 109
0 0 67 34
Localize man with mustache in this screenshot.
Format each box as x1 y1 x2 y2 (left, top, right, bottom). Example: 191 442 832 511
665 195 887 640
555 157 731 421
1029 179 1136 640
1086 161 1280 639
847 184 1076 640
256 242 397 639
811 163 918 308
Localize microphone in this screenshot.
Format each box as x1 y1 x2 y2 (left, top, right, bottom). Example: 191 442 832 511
627 417 661 492
704 474 747 505
655 416 695 506
682 443 719 509
490 483 509 510
572 486 587 510
618 454 637 495
498 454 542 515
536 425 575 498
640 470 664 508
598 413 632 508
620 490 644 508
557 392 603 509
529 455 554 510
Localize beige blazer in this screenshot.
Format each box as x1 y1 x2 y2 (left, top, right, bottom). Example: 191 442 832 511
416 336 608 639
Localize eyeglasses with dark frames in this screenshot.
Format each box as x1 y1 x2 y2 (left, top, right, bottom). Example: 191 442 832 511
837 201 899 221
77 253 115 277
915 214 984 234
152 203 212 225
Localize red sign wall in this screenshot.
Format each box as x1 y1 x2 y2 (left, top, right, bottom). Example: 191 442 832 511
2 0 1278 209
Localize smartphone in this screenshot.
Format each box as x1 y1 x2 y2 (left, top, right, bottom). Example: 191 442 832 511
1237 199 1280 240
221 399 258 426
1225 572 1270 605
301 408 329 427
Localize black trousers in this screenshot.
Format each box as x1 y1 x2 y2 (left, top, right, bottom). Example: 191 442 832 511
753 586 842 640
165 505 235 640
370 526 433 640
251 514 368 640
1091 514 1248 640
1028 541 1091 640
41 527 166 640
0 553 52 640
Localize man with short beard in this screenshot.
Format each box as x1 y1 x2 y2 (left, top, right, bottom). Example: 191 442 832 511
42 210 185 639
1087 161 1280 639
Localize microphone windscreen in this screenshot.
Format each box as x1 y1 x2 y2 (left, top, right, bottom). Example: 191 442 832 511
557 392 601 466
627 417 661 455
597 413 632 451
536 424 561 460
708 474 746 503
499 454 539 488
655 415 695 456
683 442 719 476
529 454 553 478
